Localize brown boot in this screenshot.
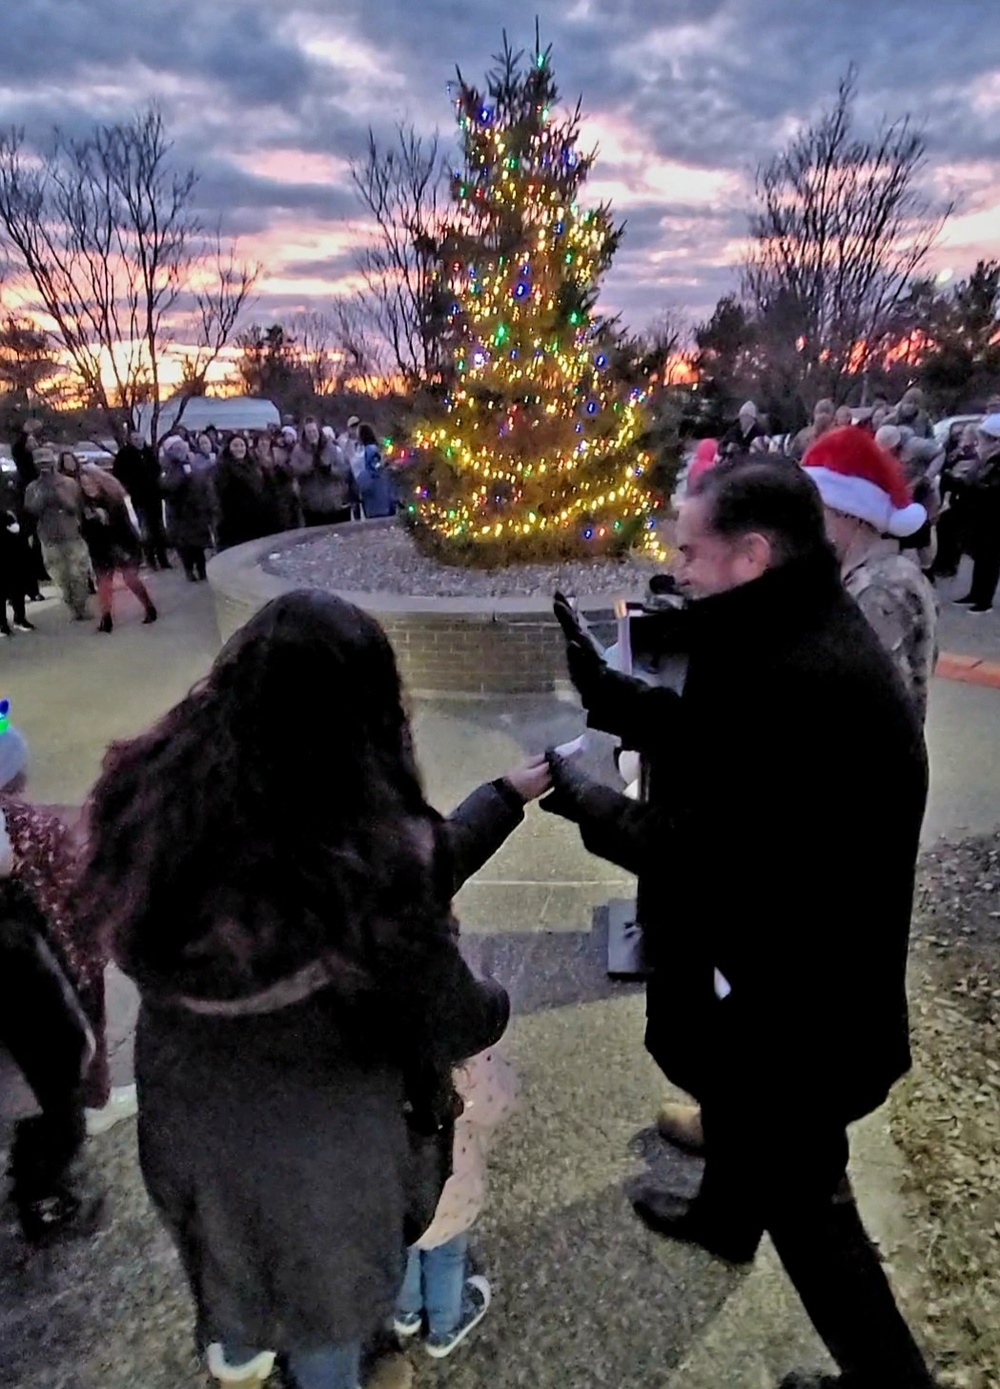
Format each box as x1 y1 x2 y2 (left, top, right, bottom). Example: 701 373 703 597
656 1101 705 1153
365 1349 414 1389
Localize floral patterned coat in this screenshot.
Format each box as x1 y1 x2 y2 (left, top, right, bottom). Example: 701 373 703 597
0 796 102 991
415 1046 519 1250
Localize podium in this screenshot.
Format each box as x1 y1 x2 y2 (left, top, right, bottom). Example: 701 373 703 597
604 598 688 980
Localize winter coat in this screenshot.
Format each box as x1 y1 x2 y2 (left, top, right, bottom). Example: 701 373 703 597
132 780 524 1354
719 420 766 457
161 459 216 549
416 1047 518 1250
214 455 282 550
113 444 162 511
0 796 103 994
266 447 303 532
357 443 397 519
0 509 34 594
842 541 938 725
289 441 355 518
560 548 927 1126
80 493 143 574
23 473 85 547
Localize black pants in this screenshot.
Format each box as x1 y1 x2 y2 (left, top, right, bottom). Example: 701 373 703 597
0 573 28 630
178 545 207 580
136 502 170 569
969 523 1000 609
932 492 968 578
0 915 90 1202
697 1097 933 1387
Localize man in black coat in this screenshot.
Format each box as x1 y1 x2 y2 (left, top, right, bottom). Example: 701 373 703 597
546 461 935 1389
113 431 171 569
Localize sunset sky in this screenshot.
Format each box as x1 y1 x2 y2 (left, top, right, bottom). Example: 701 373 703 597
1 0 998 351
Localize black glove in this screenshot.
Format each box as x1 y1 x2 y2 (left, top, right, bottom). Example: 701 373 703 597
553 591 606 698
539 750 598 822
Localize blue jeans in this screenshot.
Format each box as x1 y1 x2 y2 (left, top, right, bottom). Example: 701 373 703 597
221 1341 360 1389
396 1232 469 1337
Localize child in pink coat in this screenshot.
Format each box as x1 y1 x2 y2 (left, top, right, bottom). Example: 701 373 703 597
393 1045 518 1359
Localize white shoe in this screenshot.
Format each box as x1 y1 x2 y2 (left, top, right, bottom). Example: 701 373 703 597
85 1083 138 1136
206 1344 276 1385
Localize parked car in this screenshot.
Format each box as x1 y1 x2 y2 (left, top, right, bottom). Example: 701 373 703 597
69 439 116 469
933 414 983 447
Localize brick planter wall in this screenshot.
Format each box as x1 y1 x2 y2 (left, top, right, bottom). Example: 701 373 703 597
206 522 620 697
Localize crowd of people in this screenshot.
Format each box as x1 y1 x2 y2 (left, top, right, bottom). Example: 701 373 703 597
707 387 1000 614
1 371 992 1389
0 414 397 635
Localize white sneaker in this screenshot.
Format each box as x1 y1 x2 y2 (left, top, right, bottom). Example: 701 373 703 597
85 1083 138 1136
206 1344 276 1385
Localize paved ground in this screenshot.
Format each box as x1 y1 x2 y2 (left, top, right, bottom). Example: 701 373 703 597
2 565 999 1389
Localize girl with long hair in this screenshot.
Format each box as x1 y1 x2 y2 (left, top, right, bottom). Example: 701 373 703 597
59 453 156 633
79 591 548 1389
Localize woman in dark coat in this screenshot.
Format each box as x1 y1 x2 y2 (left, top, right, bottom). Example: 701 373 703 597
78 591 548 1389
160 436 216 581
214 435 282 551
62 454 157 633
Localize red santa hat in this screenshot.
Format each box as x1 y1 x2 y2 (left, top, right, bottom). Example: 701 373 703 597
801 426 926 538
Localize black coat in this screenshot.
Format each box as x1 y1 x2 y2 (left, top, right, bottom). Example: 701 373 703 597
80 495 142 573
113 444 162 511
214 455 282 550
561 549 927 1124
133 781 523 1354
161 460 215 550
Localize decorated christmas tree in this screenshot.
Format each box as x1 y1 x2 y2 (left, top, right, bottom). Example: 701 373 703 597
408 32 661 564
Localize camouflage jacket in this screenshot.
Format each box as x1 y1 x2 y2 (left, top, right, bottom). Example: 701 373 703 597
842 540 938 724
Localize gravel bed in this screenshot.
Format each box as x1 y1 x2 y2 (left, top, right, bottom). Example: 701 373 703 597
890 833 1000 1388
264 523 661 599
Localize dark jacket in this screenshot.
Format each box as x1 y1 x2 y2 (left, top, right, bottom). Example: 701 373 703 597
719 419 766 456
556 549 927 1124
80 494 142 573
289 441 355 518
133 780 523 1354
113 444 162 511
161 459 216 549
214 454 282 551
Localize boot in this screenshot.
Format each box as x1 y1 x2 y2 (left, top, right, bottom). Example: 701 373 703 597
142 604 158 625
97 613 113 634
206 1344 275 1386
657 1101 705 1153
366 1350 414 1389
630 1183 760 1264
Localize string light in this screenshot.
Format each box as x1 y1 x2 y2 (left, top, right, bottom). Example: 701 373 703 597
411 41 658 558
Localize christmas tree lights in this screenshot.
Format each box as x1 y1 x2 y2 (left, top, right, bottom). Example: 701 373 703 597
408 31 662 564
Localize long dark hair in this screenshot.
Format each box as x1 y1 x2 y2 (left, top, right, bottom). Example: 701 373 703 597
80 591 444 1001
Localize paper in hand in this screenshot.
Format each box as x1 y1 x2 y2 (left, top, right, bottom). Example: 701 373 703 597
554 734 586 759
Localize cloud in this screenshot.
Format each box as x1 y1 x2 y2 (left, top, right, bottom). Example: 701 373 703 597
0 0 997 338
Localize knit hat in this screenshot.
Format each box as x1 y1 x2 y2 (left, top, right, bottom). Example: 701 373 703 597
688 438 719 487
347 416 360 429
162 436 189 462
802 426 926 538
280 426 298 444
874 424 902 453
0 700 28 792
979 414 1000 441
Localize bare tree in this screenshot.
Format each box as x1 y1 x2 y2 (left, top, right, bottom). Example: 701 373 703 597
0 107 256 442
742 69 951 408
327 297 389 395
351 125 446 385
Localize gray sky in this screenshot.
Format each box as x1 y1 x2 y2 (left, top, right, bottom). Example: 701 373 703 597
1 0 997 341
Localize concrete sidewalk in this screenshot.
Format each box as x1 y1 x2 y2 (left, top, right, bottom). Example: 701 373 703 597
1 569 999 1389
